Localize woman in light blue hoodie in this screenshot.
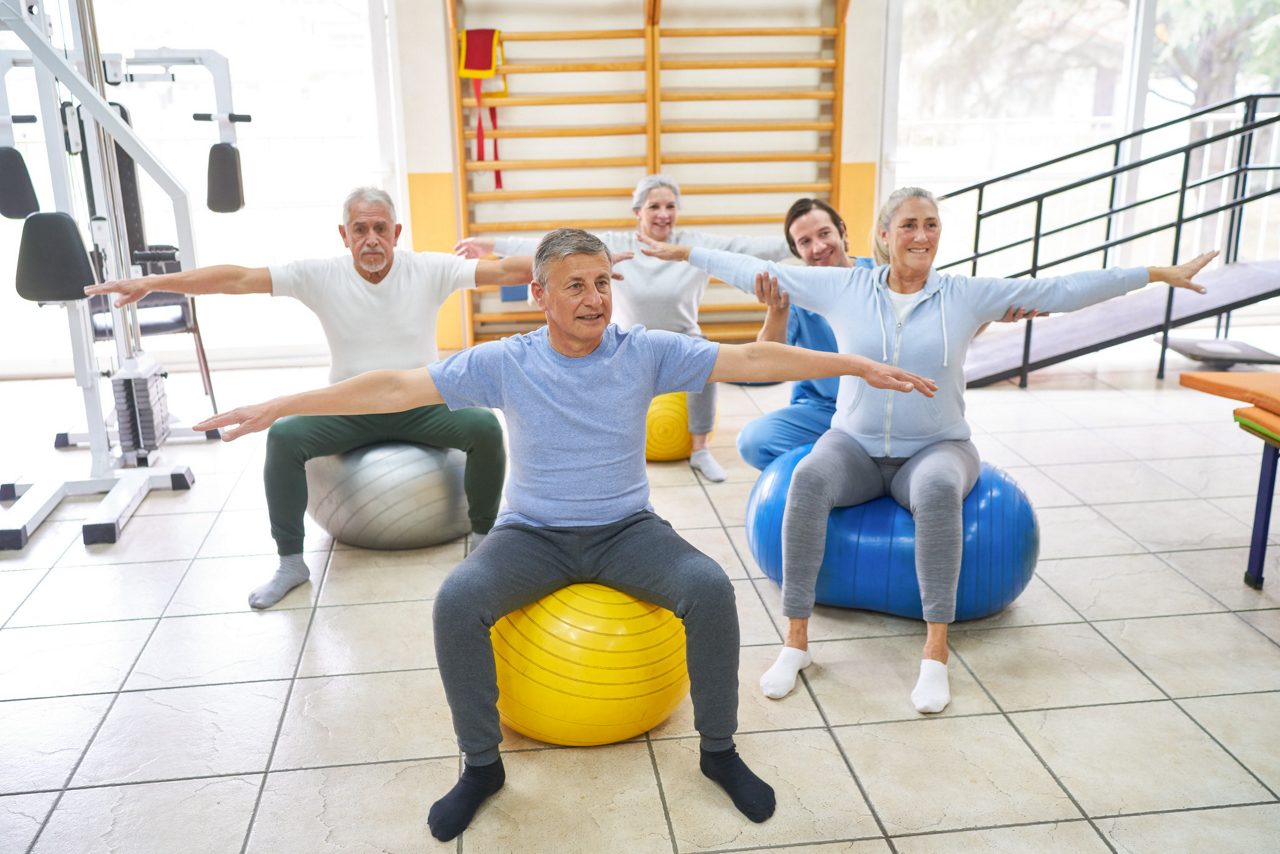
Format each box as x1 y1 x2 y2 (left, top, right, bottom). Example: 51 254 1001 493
641 187 1215 714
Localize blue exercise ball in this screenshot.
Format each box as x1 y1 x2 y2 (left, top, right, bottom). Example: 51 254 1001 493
745 444 1039 621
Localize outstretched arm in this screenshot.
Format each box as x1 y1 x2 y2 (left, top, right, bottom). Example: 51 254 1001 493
476 256 535 285
192 367 443 441
709 341 937 396
84 265 271 307
754 272 790 344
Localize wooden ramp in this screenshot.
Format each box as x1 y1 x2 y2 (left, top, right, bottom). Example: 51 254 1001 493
964 260 1280 387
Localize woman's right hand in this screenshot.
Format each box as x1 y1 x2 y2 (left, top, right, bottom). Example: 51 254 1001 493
454 237 496 259
862 361 938 397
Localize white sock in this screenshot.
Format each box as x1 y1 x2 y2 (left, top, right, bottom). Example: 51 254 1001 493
911 659 951 714
760 646 812 699
249 554 310 610
690 448 727 482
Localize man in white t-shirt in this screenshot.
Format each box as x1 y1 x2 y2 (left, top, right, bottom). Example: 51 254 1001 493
86 187 533 608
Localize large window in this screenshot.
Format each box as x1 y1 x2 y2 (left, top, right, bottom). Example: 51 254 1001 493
0 0 391 377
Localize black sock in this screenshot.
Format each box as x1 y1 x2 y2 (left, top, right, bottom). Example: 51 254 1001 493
700 748 775 823
427 758 506 841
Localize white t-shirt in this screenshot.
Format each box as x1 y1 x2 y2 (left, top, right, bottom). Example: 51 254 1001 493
885 287 923 324
270 252 478 384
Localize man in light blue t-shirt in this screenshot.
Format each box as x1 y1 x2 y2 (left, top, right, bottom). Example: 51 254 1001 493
194 229 936 842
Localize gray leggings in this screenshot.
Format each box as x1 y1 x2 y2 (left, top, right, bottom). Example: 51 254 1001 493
432 511 739 765
687 379 716 434
781 431 980 624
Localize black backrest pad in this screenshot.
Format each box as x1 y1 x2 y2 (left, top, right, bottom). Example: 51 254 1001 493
207 142 244 213
16 212 96 302
0 146 39 219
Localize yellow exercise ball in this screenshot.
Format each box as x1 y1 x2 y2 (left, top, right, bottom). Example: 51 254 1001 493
646 391 693 461
492 583 689 747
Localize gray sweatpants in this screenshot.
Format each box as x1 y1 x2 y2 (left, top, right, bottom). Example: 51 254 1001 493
687 380 716 435
432 510 740 765
781 430 981 624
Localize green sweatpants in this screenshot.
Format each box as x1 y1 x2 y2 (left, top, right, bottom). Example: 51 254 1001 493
264 405 505 555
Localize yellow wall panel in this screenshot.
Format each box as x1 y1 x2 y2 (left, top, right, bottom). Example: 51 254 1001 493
837 161 878 257
408 171 469 351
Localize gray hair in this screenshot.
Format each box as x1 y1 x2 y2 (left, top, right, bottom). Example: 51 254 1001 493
342 187 397 225
871 186 938 265
533 228 613 285
631 174 681 211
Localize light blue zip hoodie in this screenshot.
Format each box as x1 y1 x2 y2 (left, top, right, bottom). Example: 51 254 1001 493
688 247 1150 458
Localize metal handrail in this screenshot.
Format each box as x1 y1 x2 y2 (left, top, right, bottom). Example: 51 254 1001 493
937 92 1280 386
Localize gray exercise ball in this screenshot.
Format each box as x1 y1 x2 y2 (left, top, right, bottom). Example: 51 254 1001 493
305 442 470 549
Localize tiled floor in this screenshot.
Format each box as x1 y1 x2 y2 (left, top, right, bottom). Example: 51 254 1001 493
3 341 1280 853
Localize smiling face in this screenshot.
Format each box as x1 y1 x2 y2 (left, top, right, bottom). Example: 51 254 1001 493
635 186 679 242
881 196 940 278
532 251 614 356
340 200 401 278
788 208 850 268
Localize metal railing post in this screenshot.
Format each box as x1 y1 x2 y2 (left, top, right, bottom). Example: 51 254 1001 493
971 185 984 277
1019 198 1044 388
1157 148 1194 380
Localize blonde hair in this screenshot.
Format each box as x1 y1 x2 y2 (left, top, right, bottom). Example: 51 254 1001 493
871 186 938 265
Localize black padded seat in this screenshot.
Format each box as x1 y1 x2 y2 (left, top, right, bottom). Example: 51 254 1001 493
15 212 96 302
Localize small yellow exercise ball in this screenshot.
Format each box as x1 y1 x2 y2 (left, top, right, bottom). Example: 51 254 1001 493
646 391 693 461
492 583 689 747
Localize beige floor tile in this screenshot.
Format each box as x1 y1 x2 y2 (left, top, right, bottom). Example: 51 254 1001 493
769 843 891 853
1157 548 1280 610
652 644 826 738
197 508 331 558
463 742 672 853
247 759 455 853
965 399 1081 433
893 820 1108 853
1209 495 1280 542
1036 506 1144 560
1036 554 1224 620
807 635 998 724
703 479 754 527
1095 499 1253 552
950 576 1082 630
126 610 310 689
34 775 259 854
131 469 239 516
1240 608 1280 644
656 730 879 851
0 695 111 793
274 670 456 769
754 577 923 642
56 513 218 566
952 623 1162 711
9 561 188 627
1158 454 1262 499
997 466 1081 508
318 541 463 606
1039 460 1195 505
995 429 1133 466
165 554 326 616
1097 613 1280 697
728 525 766 580
1094 423 1251 460
836 715 1078 835
679 527 746 579
733 579 781 646
969 434 1029 468
646 460 699 487
650 484 721 529
707 414 754 450
1097 803 1280 853
1012 701 1269 815
73 681 290 786
0 793 56 853
0 568 42 623
0 520 78 572
298 600 435 677
1179 692 1280 792
0 619 154 700
712 450 765 484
